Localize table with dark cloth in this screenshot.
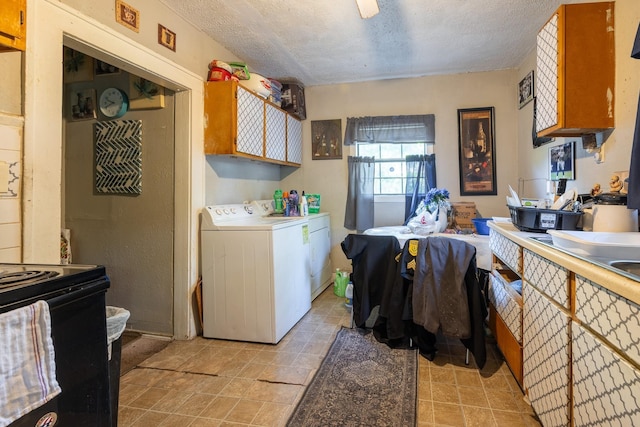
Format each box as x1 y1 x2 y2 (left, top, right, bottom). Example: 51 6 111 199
341 234 488 368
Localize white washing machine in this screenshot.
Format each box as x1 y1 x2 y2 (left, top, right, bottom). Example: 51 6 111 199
201 203 311 343
251 200 332 300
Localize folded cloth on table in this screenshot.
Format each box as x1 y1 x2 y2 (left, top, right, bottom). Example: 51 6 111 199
0 300 61 427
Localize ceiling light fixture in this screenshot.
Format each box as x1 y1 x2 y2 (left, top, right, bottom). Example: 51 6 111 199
356 0 379 19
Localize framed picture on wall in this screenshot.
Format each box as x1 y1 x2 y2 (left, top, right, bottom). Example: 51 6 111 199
518 70 534 109
95 60 120 76
129 76 165 110
457 107 497 195
549 141 575 181
311 119 342 159
69 88 97 121
63 47 94 83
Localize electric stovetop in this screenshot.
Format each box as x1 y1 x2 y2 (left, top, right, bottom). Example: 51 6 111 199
0 263 107 307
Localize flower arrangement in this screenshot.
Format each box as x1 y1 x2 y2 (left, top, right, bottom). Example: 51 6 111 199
418 188 451 214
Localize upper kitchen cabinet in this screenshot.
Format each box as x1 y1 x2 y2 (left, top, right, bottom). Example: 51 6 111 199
536 2 614 138
204 81 302 167
0 0 26 52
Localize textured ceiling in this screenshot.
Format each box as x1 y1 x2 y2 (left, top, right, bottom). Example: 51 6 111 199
161 0 587 87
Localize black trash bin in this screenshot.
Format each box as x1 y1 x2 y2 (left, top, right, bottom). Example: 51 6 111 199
106 306 130 427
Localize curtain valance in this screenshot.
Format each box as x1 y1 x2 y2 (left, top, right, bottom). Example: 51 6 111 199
344 115 435 145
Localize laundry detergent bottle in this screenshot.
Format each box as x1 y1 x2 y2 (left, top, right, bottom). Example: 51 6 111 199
274 189 283 214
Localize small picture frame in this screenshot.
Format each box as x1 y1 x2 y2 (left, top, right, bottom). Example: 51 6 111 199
311 119 342 159
158 24 177 52
518 70 534 109
63 47 94 84
69 89 97 121
115 0 140 33
457 107 497 196
129 76 165 110
95 60 120 76
549 142 575 181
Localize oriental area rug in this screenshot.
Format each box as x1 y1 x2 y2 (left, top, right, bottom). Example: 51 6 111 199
287 327 417 427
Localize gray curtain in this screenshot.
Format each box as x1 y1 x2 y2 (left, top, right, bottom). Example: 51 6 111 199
344 115 435 145
404 154 437 224
344 156 375 232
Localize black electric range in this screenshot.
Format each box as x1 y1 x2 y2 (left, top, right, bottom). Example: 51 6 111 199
0 263 112 427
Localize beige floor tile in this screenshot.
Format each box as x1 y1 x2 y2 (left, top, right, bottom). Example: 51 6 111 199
431 382 460 404
150 388 192 412
457 385 489 408
417 399 434 424
486 389 522 412
252 402 290 427
189 418 222 427
430 366 457 384
174 392 217 417
224 399 264 424
159 413 198 426
199 396 239 419
462 406 497 427
432 402 465 426
219 377 256 398
454 369 483 387
130 410 170 426
118 406 147 426
129 387 172 409
244 380 303 404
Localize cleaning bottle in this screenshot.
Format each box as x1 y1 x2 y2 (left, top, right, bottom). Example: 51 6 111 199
283 191 289 216
301 191 309 216
274 189 283 214
345 281 353 307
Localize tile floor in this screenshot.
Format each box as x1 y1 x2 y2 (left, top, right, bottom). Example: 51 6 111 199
117 288 542 426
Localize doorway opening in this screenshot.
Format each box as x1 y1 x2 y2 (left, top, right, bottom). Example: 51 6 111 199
62 45 176 336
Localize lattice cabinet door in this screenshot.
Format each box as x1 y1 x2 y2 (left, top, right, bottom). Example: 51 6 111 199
536 12 559 134
286 115 302 165
572 322 640 426
523 282 571 427
236 86 265 157
265 103 286 162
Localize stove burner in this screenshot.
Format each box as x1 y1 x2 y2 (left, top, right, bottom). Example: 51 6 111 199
0 270 60 288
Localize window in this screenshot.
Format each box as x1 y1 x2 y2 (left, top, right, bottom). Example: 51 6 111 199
356 142 434 195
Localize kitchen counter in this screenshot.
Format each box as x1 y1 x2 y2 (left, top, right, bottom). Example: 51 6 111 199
488 221 640 305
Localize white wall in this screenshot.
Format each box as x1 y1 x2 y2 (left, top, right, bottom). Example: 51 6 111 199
288 70 520 270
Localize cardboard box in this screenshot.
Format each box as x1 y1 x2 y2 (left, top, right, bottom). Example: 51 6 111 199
451 202 476 229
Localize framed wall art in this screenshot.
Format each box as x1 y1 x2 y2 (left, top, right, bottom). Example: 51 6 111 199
115 0 140 33
458 107 497 195
63 47 93 83
518 70 534 109
311 119 342 159
129 76 165 110
549 141 575 181
95 120 143 195
158 24 176 52
69 89 97 121
95 60 120 76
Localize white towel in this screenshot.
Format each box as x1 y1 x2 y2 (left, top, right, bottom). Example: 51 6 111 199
0 300 61 427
